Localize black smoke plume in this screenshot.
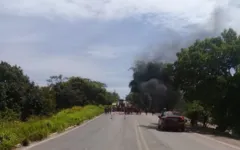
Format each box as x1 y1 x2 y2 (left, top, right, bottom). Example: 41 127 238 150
130 2 239 111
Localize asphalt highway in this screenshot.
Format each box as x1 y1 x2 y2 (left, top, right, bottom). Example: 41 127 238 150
20 113 240 150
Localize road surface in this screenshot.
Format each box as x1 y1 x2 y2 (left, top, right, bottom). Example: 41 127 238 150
20 113 240 150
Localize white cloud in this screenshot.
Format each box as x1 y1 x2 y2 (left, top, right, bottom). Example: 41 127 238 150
86 46 119 59
86 45 138 59
0 0 219 23
1 0 240 99
1 0 240 32
108 86 130 98
1 33 45 43
0 13 141 98
0 44 132 98
0 48 106 80
1 0 239 31
87 50 117 59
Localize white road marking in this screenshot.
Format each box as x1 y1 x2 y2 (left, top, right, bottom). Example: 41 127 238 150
20 114 104 150
134 120 143 150
193 133 240 150
136 120 150 150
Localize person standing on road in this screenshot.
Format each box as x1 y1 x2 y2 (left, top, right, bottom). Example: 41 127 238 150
161 108 167 117
145 108 148 115
124 107 127 119
110 106 113 119
151 109 155 115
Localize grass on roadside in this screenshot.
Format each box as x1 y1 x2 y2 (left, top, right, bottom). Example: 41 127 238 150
0 105 104 150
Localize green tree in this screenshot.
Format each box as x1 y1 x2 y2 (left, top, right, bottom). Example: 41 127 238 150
174 28 240 131
0 61 120 121
0 61 30 112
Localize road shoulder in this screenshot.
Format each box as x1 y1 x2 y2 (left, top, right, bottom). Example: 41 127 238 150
16 114 103 150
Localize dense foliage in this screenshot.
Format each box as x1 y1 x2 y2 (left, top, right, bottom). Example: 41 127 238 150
0 105 103 150
0 61 119 121
126 28 240 133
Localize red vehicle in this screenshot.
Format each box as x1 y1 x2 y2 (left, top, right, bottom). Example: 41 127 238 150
157 111 185 132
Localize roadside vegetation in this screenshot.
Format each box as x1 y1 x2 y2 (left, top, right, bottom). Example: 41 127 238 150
0 105 103 150
0 61 119 149
126 28 240 136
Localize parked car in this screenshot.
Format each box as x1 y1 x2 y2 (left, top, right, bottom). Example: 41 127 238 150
157 111 185 132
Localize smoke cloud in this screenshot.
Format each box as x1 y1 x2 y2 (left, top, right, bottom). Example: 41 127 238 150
140 79 167 96
139 1 240 62
132 1 239 110
131 61 180 110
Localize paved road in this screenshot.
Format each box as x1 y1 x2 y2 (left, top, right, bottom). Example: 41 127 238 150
21 113 240 150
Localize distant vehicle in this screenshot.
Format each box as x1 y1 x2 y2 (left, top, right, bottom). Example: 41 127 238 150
157 111 185 132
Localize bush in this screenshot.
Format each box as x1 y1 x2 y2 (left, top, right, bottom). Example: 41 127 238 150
0 109 20 121
0 105 103 150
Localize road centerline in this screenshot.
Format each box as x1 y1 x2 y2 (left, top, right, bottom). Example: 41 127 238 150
136 120 150 150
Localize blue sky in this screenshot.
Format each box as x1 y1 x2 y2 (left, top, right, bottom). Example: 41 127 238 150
0 0 240 98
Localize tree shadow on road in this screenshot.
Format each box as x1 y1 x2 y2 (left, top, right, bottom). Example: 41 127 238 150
150 123 158 126
138 123 181 133
138 124 158 130
139 122 240 139
185 125 240 140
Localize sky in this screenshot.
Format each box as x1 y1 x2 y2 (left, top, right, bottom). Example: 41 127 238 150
0 0 240 98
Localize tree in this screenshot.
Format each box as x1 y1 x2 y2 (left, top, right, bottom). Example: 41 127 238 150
21 82 46 121
0 61 50 121
174 28 240 131
0 61 30 112
0 61 120 121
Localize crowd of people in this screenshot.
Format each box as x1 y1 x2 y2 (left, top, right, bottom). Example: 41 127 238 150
104 106 142 115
